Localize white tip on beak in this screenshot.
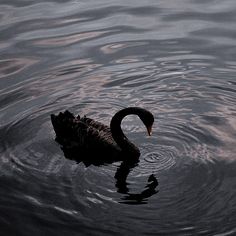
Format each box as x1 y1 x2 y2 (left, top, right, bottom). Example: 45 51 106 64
147 126 152 136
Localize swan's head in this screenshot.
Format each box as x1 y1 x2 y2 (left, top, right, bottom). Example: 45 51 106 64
138 108 154 136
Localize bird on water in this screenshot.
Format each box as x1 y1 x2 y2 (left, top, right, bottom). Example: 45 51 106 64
51 107 154 164
51 107 158 201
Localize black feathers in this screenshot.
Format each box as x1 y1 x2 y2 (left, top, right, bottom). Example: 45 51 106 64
51 107 154 165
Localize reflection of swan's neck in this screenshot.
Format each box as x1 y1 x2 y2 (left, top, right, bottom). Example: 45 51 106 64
110 108 141 156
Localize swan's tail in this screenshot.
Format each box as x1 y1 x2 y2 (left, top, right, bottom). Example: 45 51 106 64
51 110 80 138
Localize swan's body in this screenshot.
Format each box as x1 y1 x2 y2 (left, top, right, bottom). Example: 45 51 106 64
51 107 154 164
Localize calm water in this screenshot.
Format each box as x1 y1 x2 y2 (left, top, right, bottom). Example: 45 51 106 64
1 0 236 235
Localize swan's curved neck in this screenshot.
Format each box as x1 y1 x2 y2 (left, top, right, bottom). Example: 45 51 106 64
110 107 141 156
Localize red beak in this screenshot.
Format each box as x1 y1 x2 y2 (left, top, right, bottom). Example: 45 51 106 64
147 125 153 136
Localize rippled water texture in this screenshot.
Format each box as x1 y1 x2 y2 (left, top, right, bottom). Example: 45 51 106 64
1 0 236 235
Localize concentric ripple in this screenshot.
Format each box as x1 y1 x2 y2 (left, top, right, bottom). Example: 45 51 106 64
142 146 177 172
1 111 63 174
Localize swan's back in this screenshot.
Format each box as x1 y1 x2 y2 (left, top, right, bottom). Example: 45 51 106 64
80 116 110 133
51 110 121 155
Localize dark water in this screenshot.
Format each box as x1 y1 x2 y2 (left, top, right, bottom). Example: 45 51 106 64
1 0 236 235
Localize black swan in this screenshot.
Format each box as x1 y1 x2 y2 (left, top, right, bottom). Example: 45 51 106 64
51 107 158 203
51 107 154 164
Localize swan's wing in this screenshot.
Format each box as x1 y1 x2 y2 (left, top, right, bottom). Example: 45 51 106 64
80 116 110 133
79 116 121 152
62 123 121 154
51 110 121 153
85 126 120 152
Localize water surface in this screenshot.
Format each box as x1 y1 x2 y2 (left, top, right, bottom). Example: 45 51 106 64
0 0 236 235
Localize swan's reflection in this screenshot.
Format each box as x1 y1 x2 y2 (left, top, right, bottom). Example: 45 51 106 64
115 158 158 204
61 146 158 204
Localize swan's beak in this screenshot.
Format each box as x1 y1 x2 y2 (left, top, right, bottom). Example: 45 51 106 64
147 125 152 136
